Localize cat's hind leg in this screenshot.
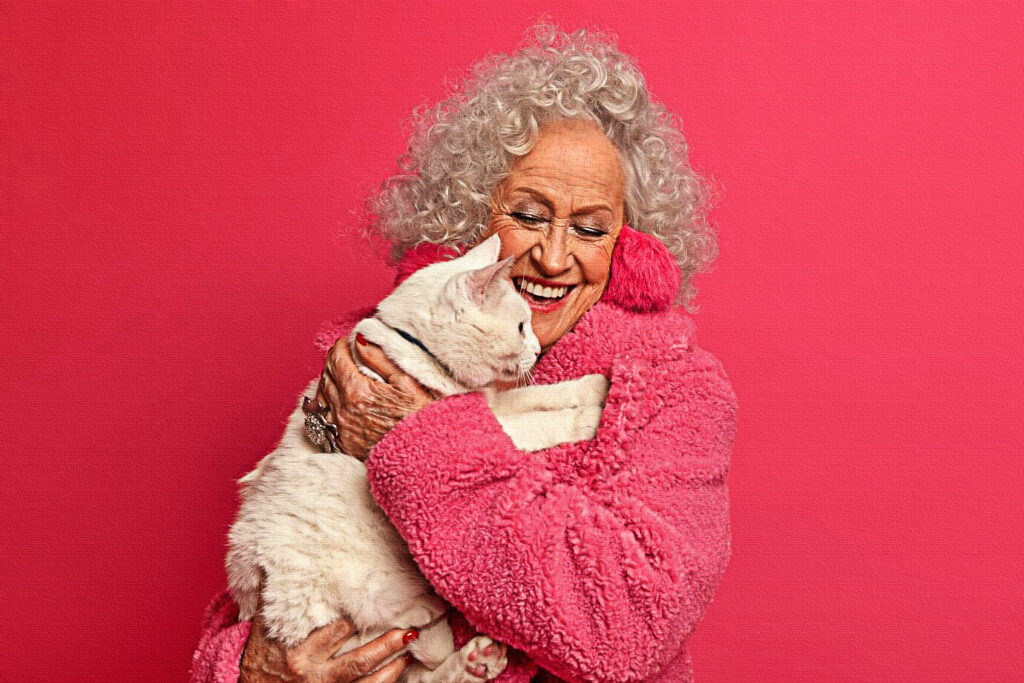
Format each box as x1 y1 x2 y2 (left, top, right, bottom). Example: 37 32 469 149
401 636 507 683
260 570 345 648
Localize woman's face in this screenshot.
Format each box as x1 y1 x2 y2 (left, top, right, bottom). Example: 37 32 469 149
485 118 626 351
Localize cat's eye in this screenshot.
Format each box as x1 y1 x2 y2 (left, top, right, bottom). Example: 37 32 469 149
518 322 525 334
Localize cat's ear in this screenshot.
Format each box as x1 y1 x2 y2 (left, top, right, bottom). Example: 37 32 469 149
457 233 503 269
463 255 515 307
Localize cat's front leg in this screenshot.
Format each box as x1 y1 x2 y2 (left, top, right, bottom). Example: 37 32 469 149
487 374 609 451
485 373 610 417
569 404 604 442
495 405 603 452
569 372 612 407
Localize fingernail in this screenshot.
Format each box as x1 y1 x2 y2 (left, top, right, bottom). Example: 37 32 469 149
356 333 368 346
405 652 415 663
402 629 419 644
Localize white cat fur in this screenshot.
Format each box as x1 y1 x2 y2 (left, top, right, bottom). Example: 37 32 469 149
226 235 610 682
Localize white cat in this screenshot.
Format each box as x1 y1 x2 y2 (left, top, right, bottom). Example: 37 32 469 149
226 235 609 682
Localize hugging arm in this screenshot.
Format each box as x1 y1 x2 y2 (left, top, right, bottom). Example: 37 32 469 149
364 347 737 682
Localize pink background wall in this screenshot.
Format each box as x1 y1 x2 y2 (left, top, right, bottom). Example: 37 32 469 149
2 3 1021 681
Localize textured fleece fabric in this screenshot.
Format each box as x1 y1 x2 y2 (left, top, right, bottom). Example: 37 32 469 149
189 226 737 683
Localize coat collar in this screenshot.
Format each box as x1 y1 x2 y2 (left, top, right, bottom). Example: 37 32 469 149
393 225 679 313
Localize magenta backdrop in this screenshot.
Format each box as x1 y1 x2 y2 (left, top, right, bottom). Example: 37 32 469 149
2 3 1021 682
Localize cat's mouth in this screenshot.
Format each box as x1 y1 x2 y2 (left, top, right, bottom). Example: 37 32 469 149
486 358 529 385
512 276 577 309
498 367 528 383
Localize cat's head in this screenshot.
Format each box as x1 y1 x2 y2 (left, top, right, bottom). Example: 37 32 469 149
376 234 541 389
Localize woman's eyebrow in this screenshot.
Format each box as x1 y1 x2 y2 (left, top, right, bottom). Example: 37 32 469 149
511 187 553 209
511 187 613 216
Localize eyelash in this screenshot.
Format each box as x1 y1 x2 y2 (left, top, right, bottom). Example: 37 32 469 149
510 212 607 238
511 212 543 225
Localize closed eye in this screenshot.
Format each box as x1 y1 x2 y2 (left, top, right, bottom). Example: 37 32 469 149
574 225 608 238
511 212 546 226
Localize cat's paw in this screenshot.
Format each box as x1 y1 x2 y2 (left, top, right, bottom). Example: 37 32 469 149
457 636 507 681
571 405 605 442
576 373 610 406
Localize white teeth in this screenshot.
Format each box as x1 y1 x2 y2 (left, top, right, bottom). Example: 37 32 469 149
520 279 568 299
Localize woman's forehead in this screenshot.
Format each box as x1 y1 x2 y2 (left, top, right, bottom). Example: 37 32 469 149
517 121 621 172
500 121 625 205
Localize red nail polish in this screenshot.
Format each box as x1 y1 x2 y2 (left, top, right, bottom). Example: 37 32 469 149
356 333 368 346
402 629 419 644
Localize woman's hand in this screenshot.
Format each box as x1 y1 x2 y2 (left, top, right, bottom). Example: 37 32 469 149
313 335 439 459
240 600 416 683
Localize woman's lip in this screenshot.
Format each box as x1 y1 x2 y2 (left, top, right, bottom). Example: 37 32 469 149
513 275 579 288
520 286 574 313
512 275 577 312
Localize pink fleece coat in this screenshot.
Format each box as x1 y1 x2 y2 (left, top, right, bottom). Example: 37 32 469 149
189 226 737 683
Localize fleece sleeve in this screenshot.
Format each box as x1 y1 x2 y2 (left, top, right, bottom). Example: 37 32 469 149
188 591 251 683
364 345 738 683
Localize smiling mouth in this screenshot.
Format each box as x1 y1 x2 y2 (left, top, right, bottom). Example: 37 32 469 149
512 276 577 306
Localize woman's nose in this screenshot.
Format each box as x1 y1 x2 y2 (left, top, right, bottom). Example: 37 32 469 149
532 225 572 275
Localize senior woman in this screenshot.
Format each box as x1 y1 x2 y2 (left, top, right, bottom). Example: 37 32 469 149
190 24 736 683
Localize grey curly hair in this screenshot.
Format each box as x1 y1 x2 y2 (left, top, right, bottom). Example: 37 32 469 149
363 20 717 309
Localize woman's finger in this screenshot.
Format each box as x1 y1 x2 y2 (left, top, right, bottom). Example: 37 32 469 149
322 373 343 415
312 373 331 409
355 340 436 399
333 342 380 401
353 339 406 385
327 628 411 681
294 617 356 659
327 337 355 381
354 653 410 683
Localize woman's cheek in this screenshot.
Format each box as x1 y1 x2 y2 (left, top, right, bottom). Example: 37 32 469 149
584 240 615 282
486 223 533 261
